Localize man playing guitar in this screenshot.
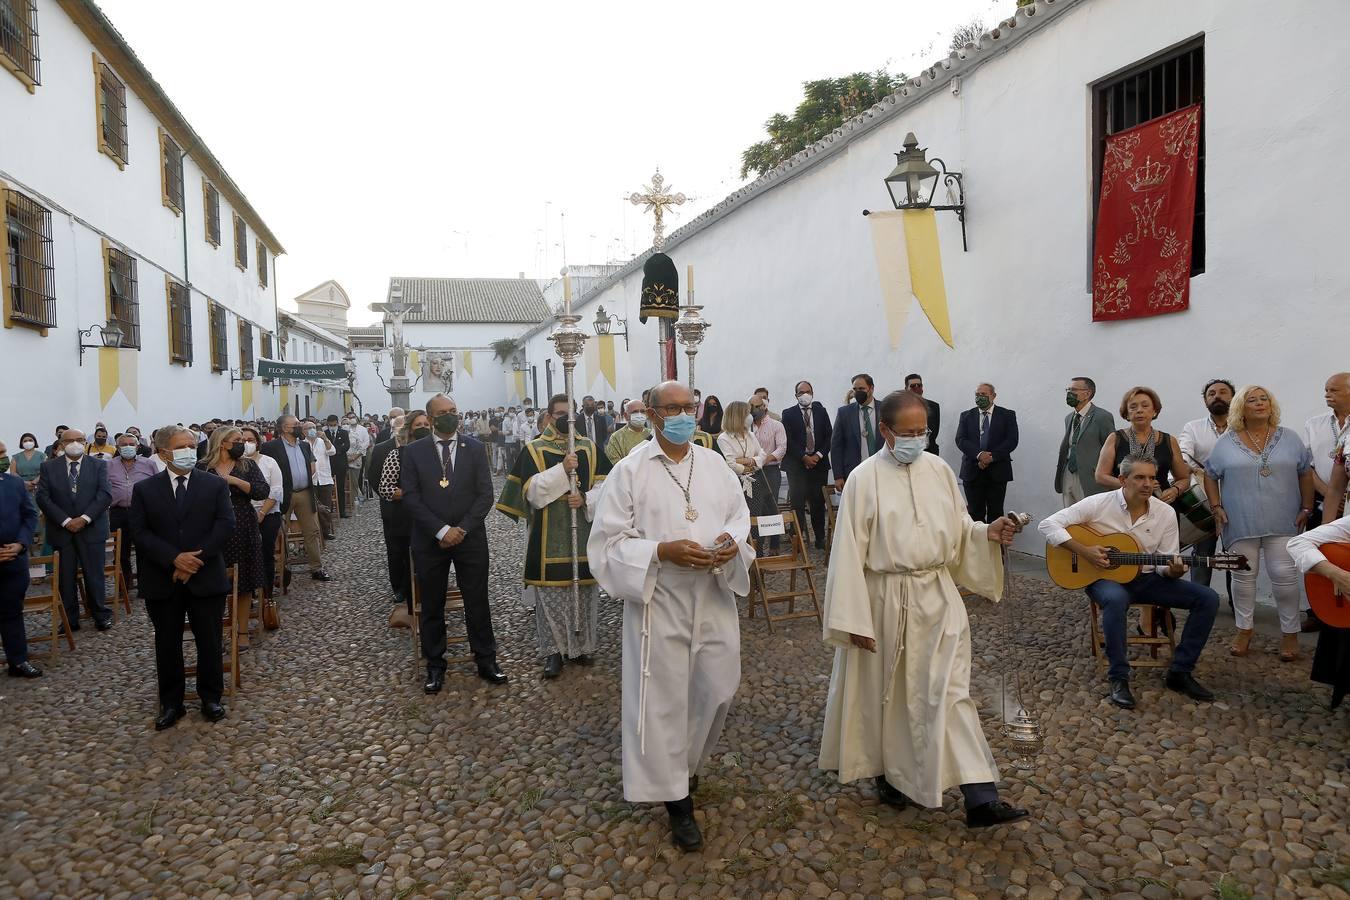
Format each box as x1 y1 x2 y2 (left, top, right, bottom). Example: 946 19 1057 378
1039 452 1220 709
1288 515 1350 708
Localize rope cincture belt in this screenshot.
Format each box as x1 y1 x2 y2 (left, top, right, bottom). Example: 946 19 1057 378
880 565 943 708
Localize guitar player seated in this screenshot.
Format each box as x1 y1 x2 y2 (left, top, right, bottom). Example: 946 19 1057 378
1040 452 1219 709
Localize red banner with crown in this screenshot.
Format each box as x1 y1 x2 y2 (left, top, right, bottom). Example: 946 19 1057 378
1092 103 1201 322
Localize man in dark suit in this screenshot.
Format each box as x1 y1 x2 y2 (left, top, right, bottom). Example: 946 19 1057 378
0 446 42 677
36 428 114 630
904 373 942 454
782 380 834 550
954 383 1020 523
578 395 612 451
401 393 505 692
129 425 235 729
324 414 352 518
831 373 881 491
1054 376 1116 507
259 414 329 581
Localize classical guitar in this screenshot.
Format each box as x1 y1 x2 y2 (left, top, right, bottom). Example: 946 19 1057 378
1304 542 1350 628
1046 524 1249 590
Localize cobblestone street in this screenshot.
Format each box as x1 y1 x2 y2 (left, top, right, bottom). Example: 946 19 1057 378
3 493 1349 899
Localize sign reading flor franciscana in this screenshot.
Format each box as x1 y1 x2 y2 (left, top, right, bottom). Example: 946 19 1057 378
255 359 348 380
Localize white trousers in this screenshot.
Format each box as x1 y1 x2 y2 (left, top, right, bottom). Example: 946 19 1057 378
1228 535 1301 633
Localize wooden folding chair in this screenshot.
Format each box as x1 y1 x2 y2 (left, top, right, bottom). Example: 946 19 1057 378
185 565 240 699
275 526 290 596
1088 600 1176 668
407 552 472 677
14 553 74 661
80 531 132 623
746 510 822 631
821 485 840 553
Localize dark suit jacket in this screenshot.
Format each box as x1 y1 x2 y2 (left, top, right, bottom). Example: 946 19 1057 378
577 412 612 451
1054 404 1116 495
36 456 112 546
831 402 881 484
924 399 942 454
376 425 393 445
781 403 833 470
954 406 1019 483
400 433 494 551
325 427 351 470
129 469 235 600
0 472 38 552
259 437 316 515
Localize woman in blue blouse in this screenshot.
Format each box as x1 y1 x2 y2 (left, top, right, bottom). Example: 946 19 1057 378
1203 385 1315 661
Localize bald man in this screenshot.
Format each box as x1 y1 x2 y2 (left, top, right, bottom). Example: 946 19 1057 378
606 399 652 464
1302 372 1350 630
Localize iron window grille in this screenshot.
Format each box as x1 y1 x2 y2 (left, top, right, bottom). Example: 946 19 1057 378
161 131 184 213
97 61 128 165
209 301 228 371
1092 37 1205 276
260 331 273 382
203 181 221 246
0 0 39 88
234 215 247 270
4 189 56 329
238 319 254 377
167 279 192 364
257 240 268 287
106 245 140 348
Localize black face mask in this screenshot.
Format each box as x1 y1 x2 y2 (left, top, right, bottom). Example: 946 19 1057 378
434 413 460 435
227 444 245 460
412 426 432 441
854 389 870 405
554 417 571 435
1207 399 1230 416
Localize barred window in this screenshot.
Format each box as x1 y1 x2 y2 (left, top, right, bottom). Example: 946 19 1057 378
1092 38 1205 276
0 0 39 89
234 215 247 270
259 331 273 382
257 240 268 287
95 60 127 166
161 130 184 214
203 180 220 246
105 244 140 349
238 319 254 377
166 278 192 364
209 301 228 371
3 188 56 330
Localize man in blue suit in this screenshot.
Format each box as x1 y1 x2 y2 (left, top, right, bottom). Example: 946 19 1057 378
401 393 505 692
36 427 114 631
831 373 881 491
0 440 42 677
954 383 1020 523
130 425 236 730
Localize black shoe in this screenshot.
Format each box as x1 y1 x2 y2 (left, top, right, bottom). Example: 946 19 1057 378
202 702 226 722
1303 610 1325 633
424 671 444 694
57 622 81 636
154 705 187 731
1165 670 1214 702
966 800 1029 829
568 654 594 667
325 534 337 541
477 661 508 685
814 537 826 550
283 567 293 588
311 570 332 582
7 661 42 678
542 653 563 679
1109 678 1136 709
669 809 703 851
95 618 113 631
875 775 913 809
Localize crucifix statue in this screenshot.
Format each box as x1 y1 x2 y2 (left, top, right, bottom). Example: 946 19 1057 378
629 168 687 251
369 283 424 408
629 168 688 380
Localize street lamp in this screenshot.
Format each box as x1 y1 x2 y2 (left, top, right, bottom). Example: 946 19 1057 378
593 305 629 351
343 352 363 416
878 131 968 251
77 317 124 365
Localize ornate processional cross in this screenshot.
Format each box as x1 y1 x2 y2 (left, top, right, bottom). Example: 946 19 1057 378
628 169 687 251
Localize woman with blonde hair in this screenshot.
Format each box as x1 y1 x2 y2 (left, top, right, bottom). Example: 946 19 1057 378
1203 384 1315 660
198 426 270 647
1095 386 1190 501
717 400 778 553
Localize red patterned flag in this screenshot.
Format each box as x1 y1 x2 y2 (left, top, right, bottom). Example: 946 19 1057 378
1092 104 1201 322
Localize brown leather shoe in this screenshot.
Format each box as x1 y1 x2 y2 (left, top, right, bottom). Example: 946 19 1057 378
1230 628 1253 657
1279 632 1299 662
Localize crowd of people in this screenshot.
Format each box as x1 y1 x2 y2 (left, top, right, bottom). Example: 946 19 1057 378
3 369 1348 853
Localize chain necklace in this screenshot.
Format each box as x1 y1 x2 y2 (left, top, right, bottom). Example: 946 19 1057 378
1208 416 1227 438
1126 427 1158 460
1247 425 1276 477
1331 414 1350 460
658 452 698 521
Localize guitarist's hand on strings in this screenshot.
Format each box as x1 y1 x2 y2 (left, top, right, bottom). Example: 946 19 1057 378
1164 555 1188 579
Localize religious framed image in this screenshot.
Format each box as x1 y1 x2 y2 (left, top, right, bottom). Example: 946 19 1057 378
423 350 455 393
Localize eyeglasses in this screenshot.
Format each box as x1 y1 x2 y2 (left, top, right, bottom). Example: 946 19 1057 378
653 403 698 416
892 429 929 439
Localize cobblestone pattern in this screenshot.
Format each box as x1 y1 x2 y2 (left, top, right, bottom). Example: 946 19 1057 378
2 490 1348 899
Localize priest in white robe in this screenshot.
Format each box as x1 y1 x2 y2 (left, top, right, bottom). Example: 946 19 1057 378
588 381 753 852
818 389 1030 829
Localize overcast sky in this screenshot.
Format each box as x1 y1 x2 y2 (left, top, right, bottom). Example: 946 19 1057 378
98 0 1019 326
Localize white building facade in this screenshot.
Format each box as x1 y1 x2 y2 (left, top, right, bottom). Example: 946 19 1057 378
275 312 349 421
0 0 285 440
521 0 1350 554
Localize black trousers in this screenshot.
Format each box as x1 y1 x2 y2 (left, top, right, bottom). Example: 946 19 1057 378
0 557 31 666
962 475 1008 524
146 584 225 708
784 459 828 542
258 513 283 597
56 538 110 625
412 530 495 672
382 519 412 606
109 507 134 583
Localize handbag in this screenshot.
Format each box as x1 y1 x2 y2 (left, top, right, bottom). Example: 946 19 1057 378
262 596 281 630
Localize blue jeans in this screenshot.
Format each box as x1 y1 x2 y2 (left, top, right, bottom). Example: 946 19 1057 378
1086 573 1218 681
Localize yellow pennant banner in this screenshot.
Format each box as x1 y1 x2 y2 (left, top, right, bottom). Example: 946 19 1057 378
514 370 527 401
343 390 353 413
581 335 599 388
463 351 474 378
408 350 420 377
241 379 254 415
316 391 326 413
97 348 140 410
867 208 954 349
280 384 291 414
598 334 616 390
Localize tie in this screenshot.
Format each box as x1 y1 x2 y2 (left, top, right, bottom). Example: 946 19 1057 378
804 407 815 454
69 461 79 494
862 406 875 454
175 475 188 507
587 417 595 441
439 440 455 479
1067 413 1083 474
979 411 991 450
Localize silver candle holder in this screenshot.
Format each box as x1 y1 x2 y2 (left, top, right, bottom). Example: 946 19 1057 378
672 304 710 394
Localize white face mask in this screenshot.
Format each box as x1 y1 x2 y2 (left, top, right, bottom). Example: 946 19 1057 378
21 440 35 450
243 441 257 456
168 447 198 471
797 393 813 407
628 413 647 429
64 442 86 459
744 415 754 431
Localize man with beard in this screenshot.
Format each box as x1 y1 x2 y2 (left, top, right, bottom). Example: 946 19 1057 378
1179 379 1235 590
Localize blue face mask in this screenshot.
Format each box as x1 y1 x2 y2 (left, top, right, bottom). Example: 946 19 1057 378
657 412 696 445
888 435 927 466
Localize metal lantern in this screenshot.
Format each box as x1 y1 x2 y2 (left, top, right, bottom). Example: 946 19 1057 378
881 132 968 251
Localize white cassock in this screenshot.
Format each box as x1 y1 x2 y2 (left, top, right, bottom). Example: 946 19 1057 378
588 438 753 802
818 451 1004 809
